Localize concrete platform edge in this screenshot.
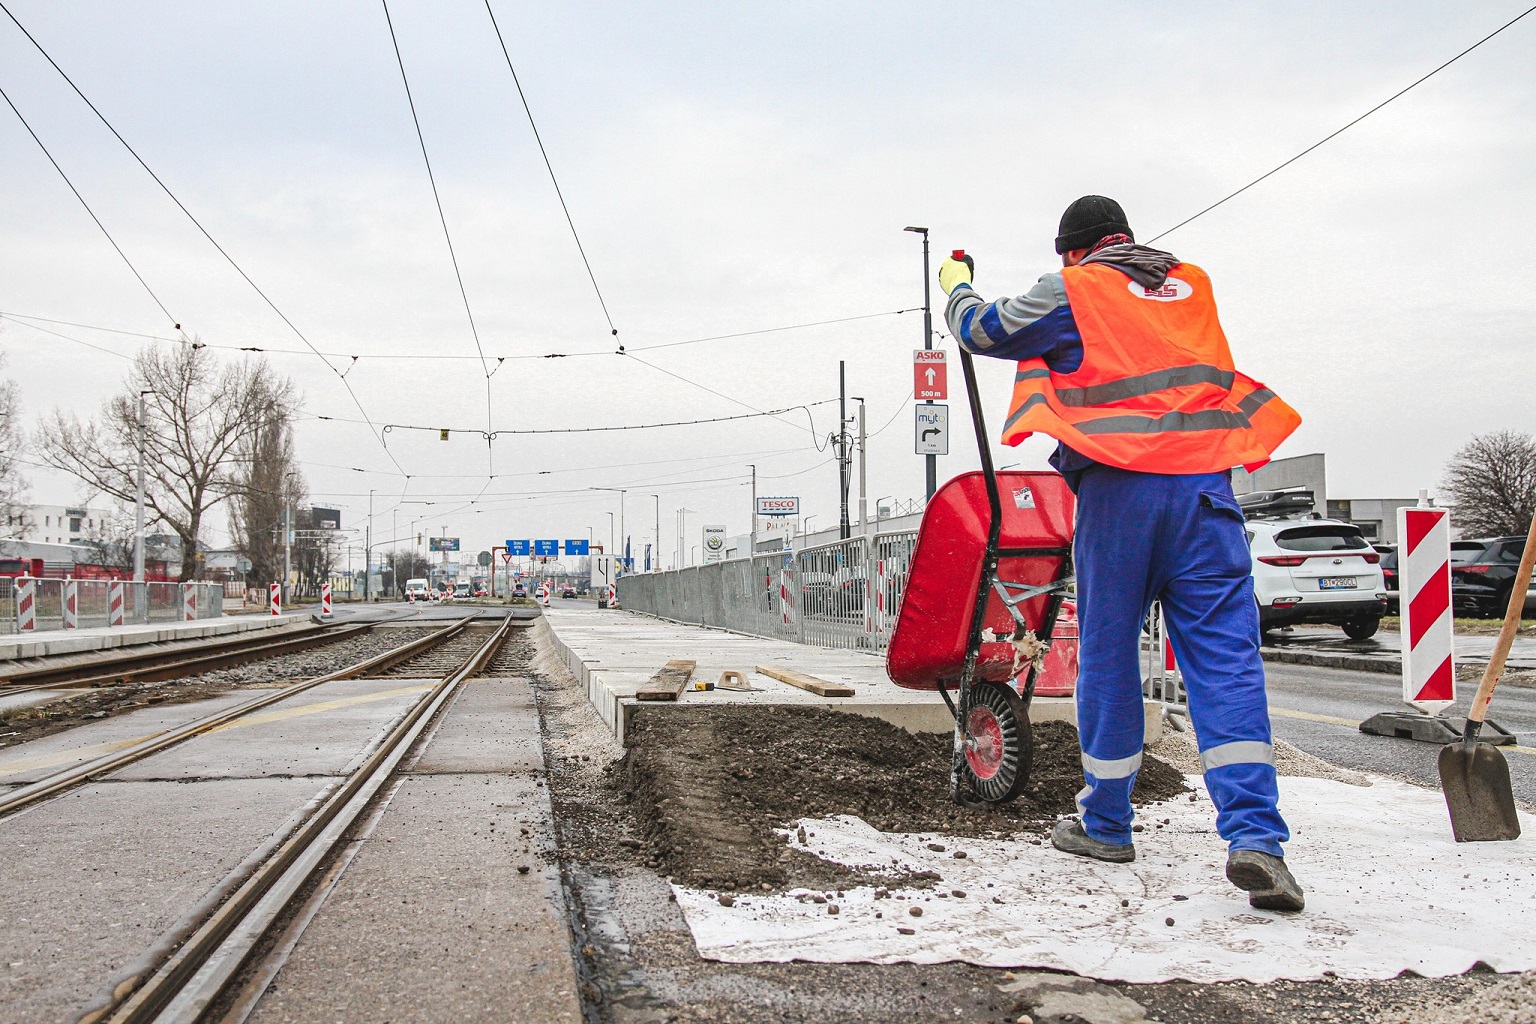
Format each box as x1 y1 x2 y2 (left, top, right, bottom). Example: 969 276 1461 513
0 614 309 662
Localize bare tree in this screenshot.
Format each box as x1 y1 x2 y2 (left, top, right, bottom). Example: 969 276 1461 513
228 412 298 587
0 350 28 534
1443 430 1536 538
38 343 295 581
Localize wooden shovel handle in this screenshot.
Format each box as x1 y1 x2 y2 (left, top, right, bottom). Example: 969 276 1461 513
1469 511 1536 724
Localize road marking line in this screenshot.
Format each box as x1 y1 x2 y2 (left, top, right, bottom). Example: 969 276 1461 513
204 684 432 734
1270 706 1536 757
0 685 432 777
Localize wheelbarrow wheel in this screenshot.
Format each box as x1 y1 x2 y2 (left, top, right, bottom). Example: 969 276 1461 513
961 681 1033 804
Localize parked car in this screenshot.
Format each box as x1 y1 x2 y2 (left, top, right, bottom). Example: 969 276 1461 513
1375 544 1398 614
1450 537 1536 618
1246 519 1387 638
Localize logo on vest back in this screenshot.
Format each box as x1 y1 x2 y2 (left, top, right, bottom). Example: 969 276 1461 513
1127 277 1193 302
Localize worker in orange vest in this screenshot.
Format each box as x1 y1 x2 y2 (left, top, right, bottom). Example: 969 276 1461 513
941 196 1304 912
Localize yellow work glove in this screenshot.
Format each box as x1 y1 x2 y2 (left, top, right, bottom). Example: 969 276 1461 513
938 250 975 294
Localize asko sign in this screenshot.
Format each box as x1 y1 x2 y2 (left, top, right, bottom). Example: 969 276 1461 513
756 496 800 517
914 349 947 400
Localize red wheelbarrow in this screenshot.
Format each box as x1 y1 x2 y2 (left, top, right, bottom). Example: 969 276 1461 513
886 348 1076 807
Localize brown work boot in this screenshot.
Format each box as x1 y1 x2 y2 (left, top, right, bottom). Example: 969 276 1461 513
1226 850 1304 912
1051 818 1135 863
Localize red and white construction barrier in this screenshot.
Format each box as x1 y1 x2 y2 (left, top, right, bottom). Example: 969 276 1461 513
181 584 197 622
108 581 125 627
16 577 36 631
1399 504 1455 713
606 584 618 609
62 579 79 630
269 582 282 617
320 582 333 617
779 568 796 631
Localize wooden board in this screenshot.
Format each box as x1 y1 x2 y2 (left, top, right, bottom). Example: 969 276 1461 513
634 659 697 701
754 664 856 698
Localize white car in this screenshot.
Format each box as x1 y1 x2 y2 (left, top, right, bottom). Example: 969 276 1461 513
1246 518 1388 639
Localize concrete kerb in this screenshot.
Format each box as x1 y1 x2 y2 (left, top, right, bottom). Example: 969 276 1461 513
536 606 1162 747
0 613 311 663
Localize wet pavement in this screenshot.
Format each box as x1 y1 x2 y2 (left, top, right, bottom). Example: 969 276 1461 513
1262 626 1536 672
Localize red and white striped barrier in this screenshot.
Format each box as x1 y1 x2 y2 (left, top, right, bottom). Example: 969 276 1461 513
62 580 79 630
779 568 796 630
16 577 36 632
269 582 282 617
108 581 125 627
320 582 333 617
606 584 618 609
181 584 197 622
1399 504 1455 713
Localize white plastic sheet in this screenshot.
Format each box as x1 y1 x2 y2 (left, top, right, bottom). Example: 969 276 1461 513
675 776 1536 983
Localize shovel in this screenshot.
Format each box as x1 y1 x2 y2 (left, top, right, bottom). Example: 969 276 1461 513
1438 511 1536 842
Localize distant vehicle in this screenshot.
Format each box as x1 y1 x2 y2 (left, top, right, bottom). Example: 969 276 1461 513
452 582 472 599
1375 545 1399 615
560 586 576 599
1450 537 1536 618
1246 519 1387 639
512 583 527 598
471 580 489 597
404 578 430 601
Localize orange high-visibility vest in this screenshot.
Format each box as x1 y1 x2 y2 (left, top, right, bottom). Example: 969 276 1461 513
1000 261 1300 474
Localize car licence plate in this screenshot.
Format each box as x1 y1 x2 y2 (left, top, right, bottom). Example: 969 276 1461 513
1318 576 1358 590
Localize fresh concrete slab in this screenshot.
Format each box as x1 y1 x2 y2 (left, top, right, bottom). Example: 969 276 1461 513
540 604 1161 745
0 776 331 1023
243 677 581 1024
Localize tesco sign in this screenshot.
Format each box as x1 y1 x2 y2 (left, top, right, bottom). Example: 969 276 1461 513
756 496 800 517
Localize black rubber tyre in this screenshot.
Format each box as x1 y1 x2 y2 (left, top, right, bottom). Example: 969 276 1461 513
959 681 1033 804
1342 617 1380 640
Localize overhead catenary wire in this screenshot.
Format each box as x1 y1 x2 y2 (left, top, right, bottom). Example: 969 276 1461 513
309 398 836 438
484 0 619 342
1148 2 1536 243
0 84 184 335
380 0 495 474
0 0 408 477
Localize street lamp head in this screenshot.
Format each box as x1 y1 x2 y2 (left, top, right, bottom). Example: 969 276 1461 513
904 226 928 234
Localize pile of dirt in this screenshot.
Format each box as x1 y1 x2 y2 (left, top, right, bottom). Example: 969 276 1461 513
615 706 1188 892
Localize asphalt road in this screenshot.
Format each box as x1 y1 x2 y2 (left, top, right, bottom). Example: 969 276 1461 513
1263 660 1536 804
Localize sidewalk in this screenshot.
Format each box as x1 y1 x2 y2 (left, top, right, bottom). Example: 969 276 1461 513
0 613 310 662
539 604 1161 746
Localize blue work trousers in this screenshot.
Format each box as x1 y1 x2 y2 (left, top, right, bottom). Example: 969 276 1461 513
1072 467 1288 857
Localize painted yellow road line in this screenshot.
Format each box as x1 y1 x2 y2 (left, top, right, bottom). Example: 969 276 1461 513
1270 706 1360 728
0 734 158 778
203 684 432 734
1270 705 1536 757
0 684 432 778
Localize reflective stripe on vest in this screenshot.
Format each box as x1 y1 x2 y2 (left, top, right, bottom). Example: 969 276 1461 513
999 262 1300 474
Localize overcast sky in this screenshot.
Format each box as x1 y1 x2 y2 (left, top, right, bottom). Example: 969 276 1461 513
2 1 1532 567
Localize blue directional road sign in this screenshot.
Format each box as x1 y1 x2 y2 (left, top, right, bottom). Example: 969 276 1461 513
564 539 590 556
506 539 531 556
533 539 559 558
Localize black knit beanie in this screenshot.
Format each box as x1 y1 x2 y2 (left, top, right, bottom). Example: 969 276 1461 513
1055 195 1133 254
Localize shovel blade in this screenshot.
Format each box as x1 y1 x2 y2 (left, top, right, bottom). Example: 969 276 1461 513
1439 742 1522 842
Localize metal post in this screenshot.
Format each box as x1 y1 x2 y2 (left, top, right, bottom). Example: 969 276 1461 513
839 361 850 540
618 490 625 574
134 391 148 583
906 226 935 499
749 465 757 557
651 494 660 572
364 489 373 601
857 398 868 534
283 499 291 608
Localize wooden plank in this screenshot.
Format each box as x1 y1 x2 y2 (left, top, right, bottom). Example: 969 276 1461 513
634 659 697 701
754 664 855 698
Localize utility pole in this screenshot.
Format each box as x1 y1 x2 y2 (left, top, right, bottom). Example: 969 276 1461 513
364 489 374 602
852 398 867 535
133 391 149 583
748 464 757 557
904 226 936 499
651 494 660 572
838 361 851 540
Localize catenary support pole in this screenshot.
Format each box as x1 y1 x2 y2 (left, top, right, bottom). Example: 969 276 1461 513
839 361 850 540
749 464 757 557
857 398 867 535
134 391 147 583
921 233 934 500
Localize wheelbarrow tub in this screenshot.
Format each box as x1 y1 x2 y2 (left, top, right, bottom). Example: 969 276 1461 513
886 470 1074 691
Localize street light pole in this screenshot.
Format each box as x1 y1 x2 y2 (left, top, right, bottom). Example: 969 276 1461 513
650 494 660 571
850 398 867 534
748 465 757 557
134 390 150 583
905 226 936 500
364 489 374 602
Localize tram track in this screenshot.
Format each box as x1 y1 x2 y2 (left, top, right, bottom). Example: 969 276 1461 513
0 617 477 820
72 611 522 1024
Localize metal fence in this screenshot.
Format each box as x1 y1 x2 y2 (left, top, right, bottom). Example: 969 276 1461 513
0 578 224 635
617 531 920 653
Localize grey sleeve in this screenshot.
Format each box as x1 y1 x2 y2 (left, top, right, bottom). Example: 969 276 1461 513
944 274 1067 355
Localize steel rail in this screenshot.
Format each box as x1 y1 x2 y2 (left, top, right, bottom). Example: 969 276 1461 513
0 623 370 692
0 617 474 820
88 612 519 1024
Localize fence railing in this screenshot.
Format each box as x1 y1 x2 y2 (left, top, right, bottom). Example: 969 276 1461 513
617 531 920 653
0 578 224 635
